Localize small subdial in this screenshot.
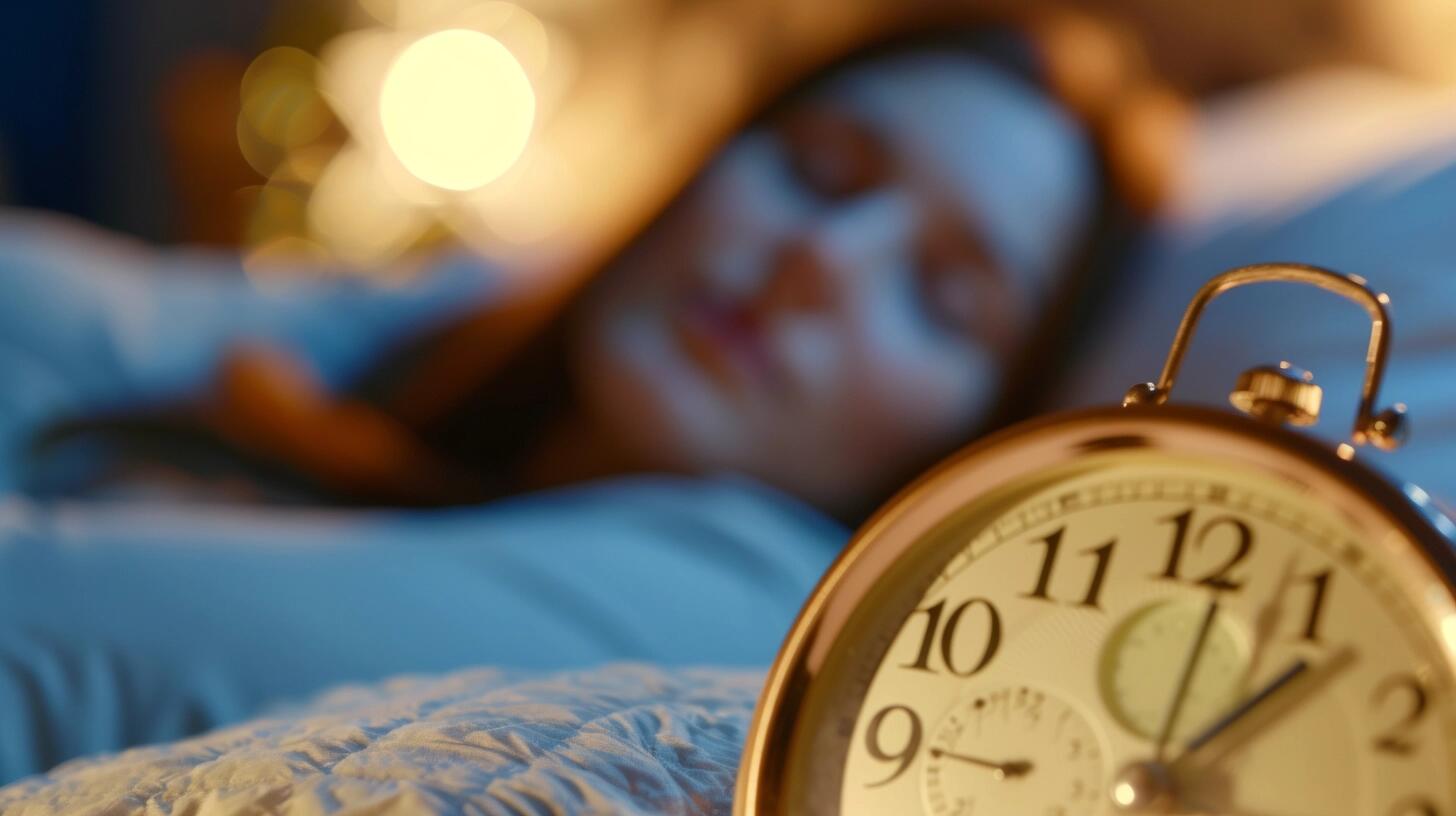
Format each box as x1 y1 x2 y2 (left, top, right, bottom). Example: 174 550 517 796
1100 598 1251 741
922 685 1105 816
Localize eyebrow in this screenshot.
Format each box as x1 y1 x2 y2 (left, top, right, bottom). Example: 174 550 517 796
813 103 1000 267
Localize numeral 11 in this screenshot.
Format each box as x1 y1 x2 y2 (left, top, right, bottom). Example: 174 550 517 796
1023 527 1116 610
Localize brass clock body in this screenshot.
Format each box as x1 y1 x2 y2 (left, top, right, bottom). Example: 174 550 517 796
736 266 1456 815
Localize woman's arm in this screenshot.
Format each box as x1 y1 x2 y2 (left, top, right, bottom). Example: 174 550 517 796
0 211 499 495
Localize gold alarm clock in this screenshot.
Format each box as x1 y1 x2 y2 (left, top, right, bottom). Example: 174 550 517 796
736 264 1456 815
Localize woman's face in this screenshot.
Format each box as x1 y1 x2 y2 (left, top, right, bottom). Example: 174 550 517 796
572 50 1096 514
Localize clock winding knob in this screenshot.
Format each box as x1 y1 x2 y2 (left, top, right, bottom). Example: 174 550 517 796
1229 362 1322 427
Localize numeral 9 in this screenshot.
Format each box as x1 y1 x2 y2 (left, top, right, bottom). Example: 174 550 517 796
863 704 922 787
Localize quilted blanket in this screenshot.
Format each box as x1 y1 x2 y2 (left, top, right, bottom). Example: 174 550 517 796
0 665 761 815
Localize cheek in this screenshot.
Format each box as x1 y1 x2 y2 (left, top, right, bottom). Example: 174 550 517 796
847 342 994 455
832 283 1001 460
566 136 806 469
609 132 798 299
748 331 992 513
683 137 815 279
572 308 741 473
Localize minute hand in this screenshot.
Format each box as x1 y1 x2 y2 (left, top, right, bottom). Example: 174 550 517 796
1155 595 1222 759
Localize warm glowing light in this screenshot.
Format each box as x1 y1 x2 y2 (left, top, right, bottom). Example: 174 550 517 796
456 2 550 77
379 28 535 191
237 47 333 177
459 142 576 245
241 47 331 147
1112 782 1136 807
241 235 332 284
308 145 429 266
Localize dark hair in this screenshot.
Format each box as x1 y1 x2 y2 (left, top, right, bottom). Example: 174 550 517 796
736 22 1148 512
395 21 1149 512
24 18 1155 512
24 18 1147 511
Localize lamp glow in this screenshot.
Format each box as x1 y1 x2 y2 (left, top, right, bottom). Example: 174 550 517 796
379 28 535 191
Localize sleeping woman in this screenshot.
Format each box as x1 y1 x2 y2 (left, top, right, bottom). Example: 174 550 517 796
0 13 1178 781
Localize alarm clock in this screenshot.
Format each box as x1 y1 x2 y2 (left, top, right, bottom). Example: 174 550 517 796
735 264 1456 815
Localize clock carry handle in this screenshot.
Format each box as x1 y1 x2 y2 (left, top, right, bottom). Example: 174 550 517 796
1123 263 1407 450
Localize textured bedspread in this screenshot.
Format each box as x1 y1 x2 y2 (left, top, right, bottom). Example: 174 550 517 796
0 665 761 815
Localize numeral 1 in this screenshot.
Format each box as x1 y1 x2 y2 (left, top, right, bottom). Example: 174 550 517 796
1297 568 1333 642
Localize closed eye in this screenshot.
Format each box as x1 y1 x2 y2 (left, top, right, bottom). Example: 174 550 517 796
916 222 1021 357
776 107 891 202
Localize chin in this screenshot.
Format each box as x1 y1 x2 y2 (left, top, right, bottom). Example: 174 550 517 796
575 309 729 476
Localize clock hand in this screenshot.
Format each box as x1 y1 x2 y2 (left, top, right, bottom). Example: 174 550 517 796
1111 619 1351 814
1155 594 1222 760
1244 557 1299 682
928 748 1033 779
1174 646 1357 766
1131 649 1356 815
1182 658 1309 755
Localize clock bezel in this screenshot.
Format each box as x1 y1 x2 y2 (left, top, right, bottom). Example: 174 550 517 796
733 402 1456 814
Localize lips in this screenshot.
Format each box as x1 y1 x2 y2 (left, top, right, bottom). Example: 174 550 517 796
670 295 781 394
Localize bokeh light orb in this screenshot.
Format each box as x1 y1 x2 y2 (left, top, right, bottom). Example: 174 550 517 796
379 28 536 191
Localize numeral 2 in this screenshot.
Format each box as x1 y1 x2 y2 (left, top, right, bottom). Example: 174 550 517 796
1373 674 1429 756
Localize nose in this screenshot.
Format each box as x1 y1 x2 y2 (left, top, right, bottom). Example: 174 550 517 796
750 237 835 320
747 192 916 324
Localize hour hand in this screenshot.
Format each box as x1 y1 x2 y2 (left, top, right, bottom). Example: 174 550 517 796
927 747 1033 779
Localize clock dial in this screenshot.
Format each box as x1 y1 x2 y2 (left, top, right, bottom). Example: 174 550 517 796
921 685 1103 815
1099 597 1251 743
824 453 1456 815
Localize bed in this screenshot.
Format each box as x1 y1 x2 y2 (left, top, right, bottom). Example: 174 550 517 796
0 665 757 816
3 69 1456 814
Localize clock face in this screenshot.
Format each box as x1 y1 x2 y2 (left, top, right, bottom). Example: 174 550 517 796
769 445 1456 816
